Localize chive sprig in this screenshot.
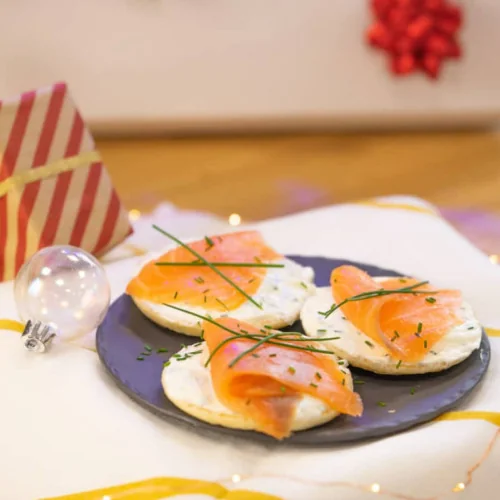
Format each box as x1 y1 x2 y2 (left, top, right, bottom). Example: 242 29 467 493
162 303 339 368
320 280 437 318
153 225 264 310
156 261 284 268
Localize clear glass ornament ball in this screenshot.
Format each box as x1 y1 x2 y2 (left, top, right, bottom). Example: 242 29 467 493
14 245 111 341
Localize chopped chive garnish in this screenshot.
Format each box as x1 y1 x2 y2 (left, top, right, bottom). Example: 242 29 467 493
399 278 407 283
424 340 428 349
194 276 205 284
200 329 204 339
204 296 207 303
342 378 345 386
467 326 475 330
174 291 178 299
310 383 318 388
426 297 436 304
410 387 416 395
315 372 322 379
300 282 308 289
136 356 144 361
202 288 210 294
251 353 260 358
205 236 215 248
264 325 273 329
354 380 365 385
248 278 256 283
153 225 264 309
280 386 286 393
337 360 345 365
269 353 277 358
396 360 402 369
163 361 171 367
254 256 262 263
144 345 152 352
215 298 229 311
417 322 423 333
288 366 296 375
157 348 169 353
377 401 387 407
430 350 438 355
317 329 327 333
365 340 374 348
415 332 421 338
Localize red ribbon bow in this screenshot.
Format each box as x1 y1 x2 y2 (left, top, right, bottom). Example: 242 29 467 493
366 0 463 79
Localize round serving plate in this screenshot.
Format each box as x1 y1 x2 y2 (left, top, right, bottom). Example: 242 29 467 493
96 256 490 446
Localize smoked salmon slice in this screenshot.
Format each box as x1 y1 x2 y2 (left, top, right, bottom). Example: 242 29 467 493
203 317 363 439
330 266 462 362
126 231 282 311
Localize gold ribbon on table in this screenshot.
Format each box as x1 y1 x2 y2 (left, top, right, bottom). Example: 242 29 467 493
354 198 439 216
485 328 500 338
41 477 282 500
0 151 101 198
437 411 500 427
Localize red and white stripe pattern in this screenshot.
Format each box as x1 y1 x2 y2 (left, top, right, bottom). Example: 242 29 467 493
0 82 132 282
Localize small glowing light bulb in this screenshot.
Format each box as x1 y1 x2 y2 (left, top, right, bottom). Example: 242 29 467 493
128 209 141 222
453 482 466 492
228 213 241 226
232 474 241 483
370 483 381 493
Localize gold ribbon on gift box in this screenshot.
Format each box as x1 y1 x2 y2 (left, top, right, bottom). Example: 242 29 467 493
0 151 101 198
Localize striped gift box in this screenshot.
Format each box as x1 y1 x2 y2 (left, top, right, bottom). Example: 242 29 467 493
0 82 133 282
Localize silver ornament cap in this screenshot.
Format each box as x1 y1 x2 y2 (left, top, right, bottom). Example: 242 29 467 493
21 320 56 353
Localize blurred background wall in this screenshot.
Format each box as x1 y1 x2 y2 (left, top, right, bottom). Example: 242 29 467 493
1 0 499 135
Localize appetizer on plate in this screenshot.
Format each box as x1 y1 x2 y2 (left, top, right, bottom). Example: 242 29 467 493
301 265 482 375
126 230 315 337
162 317 363 439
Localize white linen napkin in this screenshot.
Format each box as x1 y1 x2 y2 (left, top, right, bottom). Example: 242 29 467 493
0 195 498 500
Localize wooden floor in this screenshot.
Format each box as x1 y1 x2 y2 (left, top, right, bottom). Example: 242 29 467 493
97 131 500 253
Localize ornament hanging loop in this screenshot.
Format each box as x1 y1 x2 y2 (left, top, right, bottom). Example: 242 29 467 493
21 320 56 353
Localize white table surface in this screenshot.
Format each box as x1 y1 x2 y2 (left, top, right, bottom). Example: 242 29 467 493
0 196 498 500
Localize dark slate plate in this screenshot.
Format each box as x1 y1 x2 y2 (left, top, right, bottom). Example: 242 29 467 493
96 256 491 446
